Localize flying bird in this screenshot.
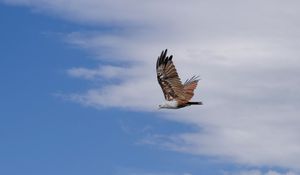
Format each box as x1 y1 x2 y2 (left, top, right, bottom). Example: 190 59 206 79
156 49 202 109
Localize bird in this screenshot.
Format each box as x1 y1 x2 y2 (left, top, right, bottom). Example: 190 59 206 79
156 49 202 109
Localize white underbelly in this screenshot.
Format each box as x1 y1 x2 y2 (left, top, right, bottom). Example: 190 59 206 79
165 100 178 108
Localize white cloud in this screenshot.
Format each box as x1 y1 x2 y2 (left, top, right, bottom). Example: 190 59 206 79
67 65 131 80
225 170 298 175
3 0 300 172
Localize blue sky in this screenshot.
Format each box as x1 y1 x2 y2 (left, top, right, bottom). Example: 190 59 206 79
1 1 300 175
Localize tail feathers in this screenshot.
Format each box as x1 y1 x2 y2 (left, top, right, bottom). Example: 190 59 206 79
187 101 203 105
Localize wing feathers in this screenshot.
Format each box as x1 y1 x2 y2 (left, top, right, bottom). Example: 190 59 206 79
183 75 200 101
156 49 200 104
156 49 199 106
156 49 186 101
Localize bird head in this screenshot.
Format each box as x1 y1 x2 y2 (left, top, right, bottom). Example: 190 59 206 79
158 103 168 109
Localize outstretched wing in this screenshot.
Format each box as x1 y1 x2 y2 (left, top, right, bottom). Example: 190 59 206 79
183 75 199 101
156 49 186 102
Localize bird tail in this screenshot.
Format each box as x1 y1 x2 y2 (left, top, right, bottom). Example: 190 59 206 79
187 101 203 105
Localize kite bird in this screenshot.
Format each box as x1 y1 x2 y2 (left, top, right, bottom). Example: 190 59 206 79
156 49 202 109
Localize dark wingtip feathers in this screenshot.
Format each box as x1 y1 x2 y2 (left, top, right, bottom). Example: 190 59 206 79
157 49 173 69
184 75 200 84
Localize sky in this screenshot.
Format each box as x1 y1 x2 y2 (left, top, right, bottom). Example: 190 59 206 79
1 0 300 175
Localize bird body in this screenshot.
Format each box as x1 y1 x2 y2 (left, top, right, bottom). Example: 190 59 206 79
156 49 202 109
159 100 178 109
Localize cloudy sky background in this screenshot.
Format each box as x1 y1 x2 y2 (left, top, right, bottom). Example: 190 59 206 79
1 0 300 174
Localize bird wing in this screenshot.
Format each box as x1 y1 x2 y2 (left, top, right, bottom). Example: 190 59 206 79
183 76 199 101
156 49 186 102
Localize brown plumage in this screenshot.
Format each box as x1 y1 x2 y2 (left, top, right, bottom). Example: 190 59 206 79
156 49 202 109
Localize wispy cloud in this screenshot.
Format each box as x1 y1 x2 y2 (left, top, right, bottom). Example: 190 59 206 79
225 170 298 175
3 0 300 172
67 66 130 80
